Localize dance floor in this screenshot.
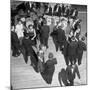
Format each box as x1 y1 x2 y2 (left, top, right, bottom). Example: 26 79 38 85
11 11 87 89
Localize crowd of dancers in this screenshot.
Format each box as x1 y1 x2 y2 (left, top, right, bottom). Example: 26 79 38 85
11 1 87 87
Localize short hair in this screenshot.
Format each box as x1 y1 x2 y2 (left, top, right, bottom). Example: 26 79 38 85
48 52 54 59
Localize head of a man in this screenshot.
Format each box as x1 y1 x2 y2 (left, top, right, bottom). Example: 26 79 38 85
48 52 54 59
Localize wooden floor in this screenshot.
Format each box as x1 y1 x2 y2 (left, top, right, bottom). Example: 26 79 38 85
11 12 87 89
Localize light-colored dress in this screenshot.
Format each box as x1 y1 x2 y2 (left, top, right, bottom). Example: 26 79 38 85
15 24 24 39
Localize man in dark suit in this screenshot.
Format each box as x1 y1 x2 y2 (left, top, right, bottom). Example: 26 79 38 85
11 30 20 57
64 6 70 17
58 64 80 86
57 26 66 51
61 4 65 16
68 37 78 65
69 8 74 17
50 26 59 52
41 53 57 84
57 6 62 17
77 38 87 65
48 6 52 16
53 4 58 16
44 3 49 12
51 24 66 52
40 20 50 48
62 40 69 65
74 8 78 19
45 5 52 16
70 8 78 19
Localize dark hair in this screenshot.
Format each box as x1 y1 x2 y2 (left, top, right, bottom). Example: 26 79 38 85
81 36 85 41
48 52 54 58
23 31 28 37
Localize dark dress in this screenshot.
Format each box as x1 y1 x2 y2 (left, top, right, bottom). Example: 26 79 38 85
41 58 57 84
22 37 38 68
28 30 37 46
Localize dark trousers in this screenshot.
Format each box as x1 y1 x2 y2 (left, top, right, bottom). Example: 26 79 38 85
77 52 83 65
69 80 74 86
69 55 76 65
58 41 64 51
64 55 69 66
52 38 59 52
22 49 28 64
11 42 20 57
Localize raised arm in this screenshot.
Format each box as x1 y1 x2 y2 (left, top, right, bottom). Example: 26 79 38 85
31 29 36 40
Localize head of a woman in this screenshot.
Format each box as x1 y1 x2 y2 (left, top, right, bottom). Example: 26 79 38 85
28 25 33 30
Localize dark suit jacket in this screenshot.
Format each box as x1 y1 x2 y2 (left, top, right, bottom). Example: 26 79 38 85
68 41 78 56
57 28 66 43
62 5 65 14
58 6 61 16
65 9 70 17
70 9 74 16
41 25 50 38
75 10 78 17
77 40 87 54
48 7 52 15
50 27 58 40
53 5 58 12
25 2 30 11
11 31 20 48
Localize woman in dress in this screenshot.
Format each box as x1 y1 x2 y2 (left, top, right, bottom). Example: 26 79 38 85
27 24 37 46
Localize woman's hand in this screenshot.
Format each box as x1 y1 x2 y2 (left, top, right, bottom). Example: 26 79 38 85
31 38 34 40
